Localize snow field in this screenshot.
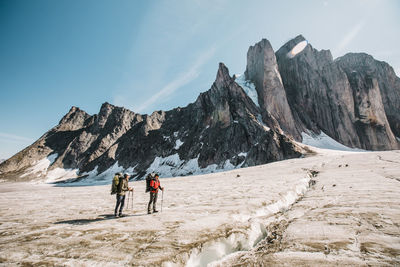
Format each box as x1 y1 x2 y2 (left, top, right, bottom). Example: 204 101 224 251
182 171 313 267
1 149 399 266
213 150 400 266
0 155 317 266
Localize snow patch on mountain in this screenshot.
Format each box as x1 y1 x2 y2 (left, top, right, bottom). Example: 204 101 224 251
146 154 244 179
52 162 132 186
20 153 58 178
223 160 236 170
238 152 247 157
77 162 126 186
234 74 259 108
21 156 133 185
175 139 184 150
46 168 79 183
301 131 364 151
287 40 308 58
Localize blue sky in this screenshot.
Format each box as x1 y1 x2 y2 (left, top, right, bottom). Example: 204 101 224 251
1 0 399 159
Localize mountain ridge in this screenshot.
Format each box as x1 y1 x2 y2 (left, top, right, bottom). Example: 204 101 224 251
1 35 399 183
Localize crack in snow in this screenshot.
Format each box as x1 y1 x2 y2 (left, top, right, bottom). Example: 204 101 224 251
165 170 318 267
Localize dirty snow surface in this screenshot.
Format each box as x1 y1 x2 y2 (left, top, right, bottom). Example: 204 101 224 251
0 150 399 266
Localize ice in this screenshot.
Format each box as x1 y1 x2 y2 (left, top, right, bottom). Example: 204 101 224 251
186 233 249 267
234 74 259 108
301 131 364 151
187 173 312 266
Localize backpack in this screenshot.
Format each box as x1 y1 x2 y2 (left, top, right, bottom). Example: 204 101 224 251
111 173 122 195
145 173 155 193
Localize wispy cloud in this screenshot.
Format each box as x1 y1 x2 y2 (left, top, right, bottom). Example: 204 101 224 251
336 20 365 55
133 46 217 113
0 132 34 144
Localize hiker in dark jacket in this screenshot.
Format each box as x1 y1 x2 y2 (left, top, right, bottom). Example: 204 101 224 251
148 174 164 214
115 173 133 217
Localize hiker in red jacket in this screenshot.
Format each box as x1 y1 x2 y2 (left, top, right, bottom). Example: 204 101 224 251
147 174 164 214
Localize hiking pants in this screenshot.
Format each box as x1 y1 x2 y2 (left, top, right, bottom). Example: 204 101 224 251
115 194 125 215
148 192 158 212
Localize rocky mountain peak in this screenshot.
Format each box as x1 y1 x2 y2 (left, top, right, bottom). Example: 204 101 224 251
58 106 91 131
336 53 400 142
276 35 332 71
245 38 299 139
335 53 388 74
1 34 399 183
276 35 399 150
214 62 233 89
100 101 113 110
277 35 306 54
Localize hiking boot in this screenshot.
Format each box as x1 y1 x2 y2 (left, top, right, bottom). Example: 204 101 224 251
147 211 152 214
114 213 118 217
119 213 125 217
153 210 159 213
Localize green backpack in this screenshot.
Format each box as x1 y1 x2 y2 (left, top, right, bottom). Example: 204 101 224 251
111 173 122 195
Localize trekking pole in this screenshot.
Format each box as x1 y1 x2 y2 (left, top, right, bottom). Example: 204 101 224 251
126 191 130 210
130 191 133 210
161 189 164 212
131 189 134 210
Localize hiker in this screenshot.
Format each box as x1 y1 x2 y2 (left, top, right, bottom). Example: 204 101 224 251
114 173 133 217
147 174 164 214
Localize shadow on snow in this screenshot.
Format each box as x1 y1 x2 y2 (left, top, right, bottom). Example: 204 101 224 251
54 213 148 225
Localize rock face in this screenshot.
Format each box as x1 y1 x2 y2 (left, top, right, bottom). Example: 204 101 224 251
275 35 399 150
245 39 299 139
335 53 400 139
0 63 302 182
